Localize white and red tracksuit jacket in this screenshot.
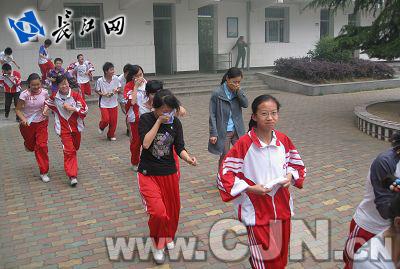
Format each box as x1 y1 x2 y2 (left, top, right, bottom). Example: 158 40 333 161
45 89 88 135
218 129 306 226
123 80 146 123
0 70 22 93
67 60 95 83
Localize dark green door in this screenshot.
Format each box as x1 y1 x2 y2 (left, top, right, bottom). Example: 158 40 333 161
154 5 173 75
198 6 214 72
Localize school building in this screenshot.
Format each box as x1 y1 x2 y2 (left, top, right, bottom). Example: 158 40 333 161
0 0 376 77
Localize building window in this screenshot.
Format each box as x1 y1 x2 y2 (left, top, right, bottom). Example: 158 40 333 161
320 9 334 38
265 7 289 43
65 4 104 49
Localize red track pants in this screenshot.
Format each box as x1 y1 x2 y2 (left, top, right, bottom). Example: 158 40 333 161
137 172 180 250
247 220 291 269
79 82 91 100
343 218 376 269
99 106 118 139
39 61 54 82
19 120 49 174
129 121 140 166
60 131 81 179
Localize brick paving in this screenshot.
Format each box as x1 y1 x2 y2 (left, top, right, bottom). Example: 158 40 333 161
1 87 400 269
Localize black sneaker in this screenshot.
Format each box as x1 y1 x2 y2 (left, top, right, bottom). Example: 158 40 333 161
126 128 130 136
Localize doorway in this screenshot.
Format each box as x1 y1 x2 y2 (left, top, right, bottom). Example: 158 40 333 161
154 4 173 74
198 5 215 72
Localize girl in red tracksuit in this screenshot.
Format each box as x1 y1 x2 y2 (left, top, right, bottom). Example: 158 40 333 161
137 89 197 264
15 73 50 183
45 75 88 187
218 94 306 269
124 65 146 171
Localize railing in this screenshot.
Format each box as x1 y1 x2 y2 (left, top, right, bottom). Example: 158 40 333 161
213 52 232 73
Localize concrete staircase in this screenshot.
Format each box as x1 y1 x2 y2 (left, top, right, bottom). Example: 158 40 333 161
0 71 269 112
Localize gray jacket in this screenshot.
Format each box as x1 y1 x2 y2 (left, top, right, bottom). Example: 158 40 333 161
208 85 248 155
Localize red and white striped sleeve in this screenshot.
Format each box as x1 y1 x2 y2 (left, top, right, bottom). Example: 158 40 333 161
73 92 88 118
44 96 56 111
86 60 95 72
283 136 306 189
13 71 21 87
217 138 251 202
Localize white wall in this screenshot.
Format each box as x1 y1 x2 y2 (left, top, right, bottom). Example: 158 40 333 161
216 1 247 54
0 0 379 76
175 0 199 72
248 3 320 67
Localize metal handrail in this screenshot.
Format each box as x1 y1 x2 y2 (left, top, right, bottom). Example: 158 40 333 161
213 52 232 73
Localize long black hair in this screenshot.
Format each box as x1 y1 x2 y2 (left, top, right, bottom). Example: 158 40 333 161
153 89 180 111
390 131 400 155
27 73 41 85
126 65 144 83
248 94 281 131
220 67 242 85
145 80 163 97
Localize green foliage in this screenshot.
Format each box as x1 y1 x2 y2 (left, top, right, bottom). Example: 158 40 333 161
307 37 353 62
306 0 400 60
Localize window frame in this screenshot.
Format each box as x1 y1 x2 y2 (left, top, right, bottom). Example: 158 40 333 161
265 6 289 43
64 3 105 50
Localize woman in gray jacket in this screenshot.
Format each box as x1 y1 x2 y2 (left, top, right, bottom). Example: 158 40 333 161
208 67 248 168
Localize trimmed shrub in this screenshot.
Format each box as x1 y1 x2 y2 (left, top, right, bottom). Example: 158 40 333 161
307 37 353 63
273 57 394 83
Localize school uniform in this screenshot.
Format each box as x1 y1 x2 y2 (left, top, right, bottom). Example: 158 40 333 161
38 45 54 82
67 60 94 99
124 80 146 166
95 76 120 139
137 112 185 250
45 89 88 179
218 129 306 269
19 88 49 174
343 148 400 269
0 52 14 65
0 70 21 117
47 68 71 96
353 231 396 269
117 74 127 109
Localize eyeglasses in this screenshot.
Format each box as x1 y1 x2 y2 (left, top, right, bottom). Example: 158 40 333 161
229 80 241 85
257 111 278 118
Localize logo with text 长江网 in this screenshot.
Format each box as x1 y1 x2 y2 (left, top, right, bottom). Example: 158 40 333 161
8 10 45 43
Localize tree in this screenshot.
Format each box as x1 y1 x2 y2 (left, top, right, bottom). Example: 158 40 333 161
306 0 400 60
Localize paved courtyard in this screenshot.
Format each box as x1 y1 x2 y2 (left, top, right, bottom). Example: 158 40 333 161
1 87 400 269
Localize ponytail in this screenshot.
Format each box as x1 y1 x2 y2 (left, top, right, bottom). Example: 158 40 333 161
220 67 242 85
390 131 400 156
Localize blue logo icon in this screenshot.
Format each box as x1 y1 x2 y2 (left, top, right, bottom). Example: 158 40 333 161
8 11 45 43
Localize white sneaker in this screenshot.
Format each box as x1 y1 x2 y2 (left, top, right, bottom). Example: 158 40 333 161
109 137 117 141
98 128 104 135
153 248 165 264
132 165 138 172
70 177 78 187
166 241 175 250
40 174 50 183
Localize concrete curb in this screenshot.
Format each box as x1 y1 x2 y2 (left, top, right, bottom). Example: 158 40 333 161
256 72 400 96
354 100 400 141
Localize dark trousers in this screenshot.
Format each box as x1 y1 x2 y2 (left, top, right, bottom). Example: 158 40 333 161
235 52 246 69
5 92 20 116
